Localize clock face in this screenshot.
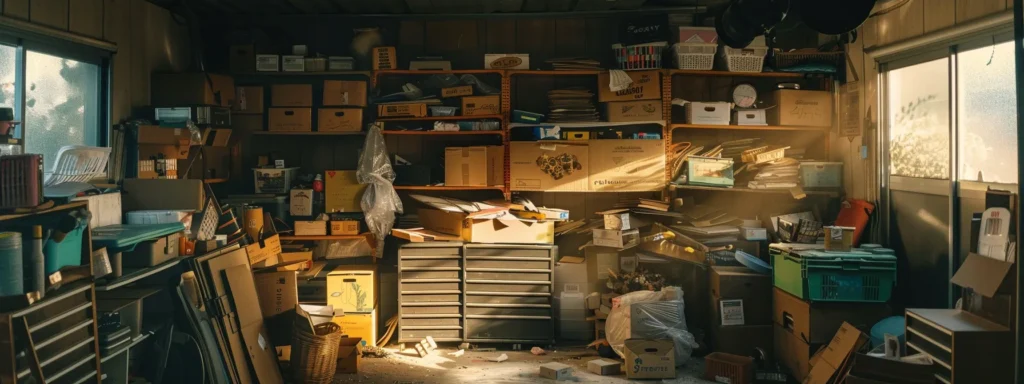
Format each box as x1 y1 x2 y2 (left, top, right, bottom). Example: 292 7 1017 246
733 83 758 108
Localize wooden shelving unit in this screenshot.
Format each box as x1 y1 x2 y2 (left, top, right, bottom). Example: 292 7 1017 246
251 131 366 136
665 69 808 78
279 234 373 241
382 130 504 136
393 186 505 191
378 115 503 122
670 123 827 132
671 184 840 197
506 70 602 76
238 70 372 77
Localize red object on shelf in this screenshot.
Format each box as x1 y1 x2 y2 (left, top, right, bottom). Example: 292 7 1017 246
834 198 875 246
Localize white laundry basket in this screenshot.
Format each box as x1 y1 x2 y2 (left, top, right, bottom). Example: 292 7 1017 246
44 146 111 186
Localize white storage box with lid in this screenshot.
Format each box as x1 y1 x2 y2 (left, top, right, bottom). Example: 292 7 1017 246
685 102 732 125
800 162 843 188
253 167 299 194
718 36 768 73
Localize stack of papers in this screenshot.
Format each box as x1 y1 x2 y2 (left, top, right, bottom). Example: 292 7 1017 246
747 158 800 189
548 88 598 123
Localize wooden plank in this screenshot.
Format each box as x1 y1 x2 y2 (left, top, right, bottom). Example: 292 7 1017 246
956 0 1006 23
3 0 29 19
899 0 925 41
484 19 517 53
924 0 956 33
555 19 587 58
861 16 878 50
70 0 104 38
30 0 70 30
515 19 556 64
105 0 131 123
398 20 425 68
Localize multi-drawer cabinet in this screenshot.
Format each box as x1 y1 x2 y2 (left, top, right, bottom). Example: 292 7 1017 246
398 242 465 343
905 308 1013 383
463 244 556 344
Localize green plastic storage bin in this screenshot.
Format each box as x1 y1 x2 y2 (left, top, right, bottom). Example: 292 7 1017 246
770 245 896 303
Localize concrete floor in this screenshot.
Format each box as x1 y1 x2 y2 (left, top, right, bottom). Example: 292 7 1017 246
333 346 717 384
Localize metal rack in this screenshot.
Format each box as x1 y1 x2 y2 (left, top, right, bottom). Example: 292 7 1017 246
397 242 466 343
463 244 556 344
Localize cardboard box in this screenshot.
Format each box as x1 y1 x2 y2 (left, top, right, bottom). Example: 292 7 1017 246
336 337 363 374
234 86 264 114
445 146 489 186
709 324 773 359
277 250 313 271
121 179 204 211
256 54 279 72
282 55 304 71
772 288 889 344
592 228 639 249
710 266 772 325
843 353 935 384
586 247 620 293
151 72 235 108
331 221 360 236
539 362 573 380
685 102 732 125
484 53 530 70
246 234 283 268
233 114 263 132
268 108 312 132
331 311 378 347
222 265 285 384
462 95 500 116
441 86 473 98
325 170 366 213
554 256 587 297
587 359 621 376
952 252 1015 297
597 70 660 102
372 47 396 70
741 226 767 241
774 324 821 381
605 100 663 122
229 44 255 74
294 221 327 236
318 108 363 132
766 89 833 127
327 265 377 313
290 189 314 216
254 270 297 346
417 208 554 244
597 209 649 231
509 141 589 192
136 125 192 159
323 80 367 107
824 226 855 251
271 84 313 107
624 339 675 379
804 322 869 384
377 103 428 118
588 140 665 192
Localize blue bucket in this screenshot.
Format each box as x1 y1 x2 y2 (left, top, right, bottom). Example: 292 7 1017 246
0 232 24 295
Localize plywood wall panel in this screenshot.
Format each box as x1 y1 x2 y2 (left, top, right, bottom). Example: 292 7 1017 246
105 0 132 123
30 0 69 30
924 0 956 33
484 19 517 54
69 0 104 38
955 0 1006 23
4 0 29 19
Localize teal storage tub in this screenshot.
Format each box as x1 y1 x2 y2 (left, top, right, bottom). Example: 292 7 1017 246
44 223 85 274
770 244 896 303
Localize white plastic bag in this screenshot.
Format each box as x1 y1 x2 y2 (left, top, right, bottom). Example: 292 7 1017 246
357 125 403 257
605 287 699 366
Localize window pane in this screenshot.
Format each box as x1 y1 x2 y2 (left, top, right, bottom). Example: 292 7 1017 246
888 58 950 179
957 41 1017 184
24 51 99 169
0 45 15 110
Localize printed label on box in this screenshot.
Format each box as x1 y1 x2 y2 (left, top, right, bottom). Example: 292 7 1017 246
720 299 745 326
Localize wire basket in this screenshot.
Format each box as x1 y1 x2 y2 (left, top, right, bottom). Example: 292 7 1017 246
718 44 768 73
290 322 344 384
44 145 111 187
672 43 717 70
613 42 667 70
704 352 754 384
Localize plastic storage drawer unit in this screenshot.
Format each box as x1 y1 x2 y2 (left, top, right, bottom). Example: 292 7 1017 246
771 244 896 303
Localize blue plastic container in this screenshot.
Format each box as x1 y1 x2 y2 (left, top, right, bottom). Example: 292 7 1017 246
0 232 23 295
44 223 85 274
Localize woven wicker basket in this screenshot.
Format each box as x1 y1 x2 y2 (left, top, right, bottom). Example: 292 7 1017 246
290 322 343 384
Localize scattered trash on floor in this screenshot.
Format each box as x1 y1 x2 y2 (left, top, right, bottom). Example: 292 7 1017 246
449 349 465 357
488 353 509 362
530 347 546 355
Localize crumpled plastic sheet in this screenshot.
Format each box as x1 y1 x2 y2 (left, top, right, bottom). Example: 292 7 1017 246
357 125 403 257
606 287 699 366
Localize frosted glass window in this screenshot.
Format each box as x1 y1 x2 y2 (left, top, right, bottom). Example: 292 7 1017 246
957 41 1017 184
0 45 15 111
887 58 950 179
24 51 100 169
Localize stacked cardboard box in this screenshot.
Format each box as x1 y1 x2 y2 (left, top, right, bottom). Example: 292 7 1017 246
708 266 772 358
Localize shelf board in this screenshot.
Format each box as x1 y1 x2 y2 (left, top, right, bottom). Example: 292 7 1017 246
375 69 504 76
95 259 182 291
101 332 153 363
237 71 371 77
672 184 839 197
393 185 505 191
251 131 366 136
279 234 371 241
666 69 808 78
507 70 602 76
670 123 826 132
382 130 504 136
0 201 88 222
510 120 666 128
205 178 228 184
377 115 503 122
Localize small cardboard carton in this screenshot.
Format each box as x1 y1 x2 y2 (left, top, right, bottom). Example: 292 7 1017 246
290 189 314 216
804 322 869 384
330 221 360 236
509 141 589 192
587 359 622 376
484 53 530 70
377 103 427 118
624 339 675 379
592 228 639 249
462 95 500 116
372 47 396 70
245 234 283 268
598 208 651 231
440 85 473 98
605 100 663 122
325 170 366 213
772 288 889 344
843 353 935 384
294 220 327 236
268 108 312 132
710 266 772 325
588 140 665 192
417 208 554 244
318 109 363 132
336 337 363 374
951 252 1016 298
766 89 833 127
331 311 378 347
539 362 573 380
597 70 661 102
271 84 313 107
234 86 264 114
445 146 490 186
824 226 855 252
323 80 367 107
121 179 204 211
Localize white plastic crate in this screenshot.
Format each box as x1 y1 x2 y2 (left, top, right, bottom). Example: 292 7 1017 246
719 44 768 72
672 43 717 70
253 167 299 194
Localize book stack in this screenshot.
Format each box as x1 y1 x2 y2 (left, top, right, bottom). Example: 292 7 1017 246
747 158 800 190
548 88 599 123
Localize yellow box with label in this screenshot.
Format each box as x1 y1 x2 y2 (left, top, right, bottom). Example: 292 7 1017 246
327 265 377 313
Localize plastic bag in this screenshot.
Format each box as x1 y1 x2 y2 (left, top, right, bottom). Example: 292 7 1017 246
357 124 403 257
605 287 699 366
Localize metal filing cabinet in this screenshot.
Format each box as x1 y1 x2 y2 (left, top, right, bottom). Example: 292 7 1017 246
463 244 556 344
397 242 465 343
905 308 1013 383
